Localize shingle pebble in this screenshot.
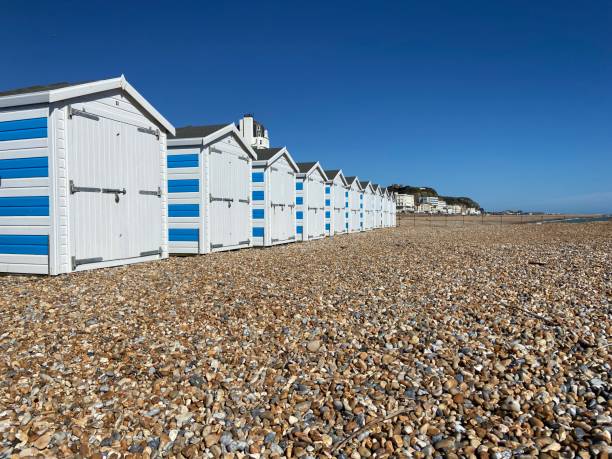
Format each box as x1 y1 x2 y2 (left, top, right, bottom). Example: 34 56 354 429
0 222 610 457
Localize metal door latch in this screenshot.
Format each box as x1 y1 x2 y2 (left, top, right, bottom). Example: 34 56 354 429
139 187 162 197
70 180 101 194
68 105 100 121
137 126 160 139
102 188 126 203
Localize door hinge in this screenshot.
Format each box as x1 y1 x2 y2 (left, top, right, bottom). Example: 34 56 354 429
140 247 162 257
238 239 250 245
70 180 101 194
140 187 162 197
138 126 160 139
68 105 100 121
72 256 103 271
237 156 249 162
211 243 223 249
238 198 250 204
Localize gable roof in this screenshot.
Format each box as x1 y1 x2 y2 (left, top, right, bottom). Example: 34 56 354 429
325 169 348 186
361 180 375 192
252 146 299 172
255 147 283 161
0 75 174 134
296 161 328 181
345 176 362 190
168 123 257 160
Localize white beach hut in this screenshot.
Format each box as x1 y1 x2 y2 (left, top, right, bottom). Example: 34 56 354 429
361 181 376 231
324 169 349 236
345 176 363 233
167 124 256 254
390 192 397 226
372 184 383 228
251 147 299 246
382 188 391 227
296 162 328 241
0 76 174 274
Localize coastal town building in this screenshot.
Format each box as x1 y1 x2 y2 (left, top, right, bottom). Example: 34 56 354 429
396 194 415 212
237 114 270 150
419 196 439 207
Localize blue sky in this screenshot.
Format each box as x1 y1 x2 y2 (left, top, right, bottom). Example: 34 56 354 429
2 0 611 212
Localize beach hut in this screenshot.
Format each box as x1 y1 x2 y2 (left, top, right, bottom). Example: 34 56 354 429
382 188 391 227
251 147 299 246
167 124 256 254
0 76 174 275
361 181 376 230
372 184 383 228
296 162 328 241
390 192 397 226
324 169 349 236
345 176 363 233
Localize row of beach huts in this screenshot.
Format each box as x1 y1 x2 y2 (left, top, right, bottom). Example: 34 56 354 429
0 76 396 275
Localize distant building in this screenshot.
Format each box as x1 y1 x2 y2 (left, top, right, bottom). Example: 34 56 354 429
448 204 462 215
437 199 447 213
396 194 415 212
417 203 432 213
419 196 439 207
237 114 270 149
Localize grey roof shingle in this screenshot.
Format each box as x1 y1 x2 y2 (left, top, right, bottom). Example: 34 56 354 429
345 176 359 184
324 169 340 179
0 79 102 98
254 147 283 161
296 162 317 173
174 124 229 139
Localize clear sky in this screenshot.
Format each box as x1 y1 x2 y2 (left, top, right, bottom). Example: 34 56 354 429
2 1 610 213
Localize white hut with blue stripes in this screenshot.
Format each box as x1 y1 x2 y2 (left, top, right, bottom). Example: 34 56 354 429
324 169 349 236
295 162 328 241
372 183 383 228
251 147 299 246
167 124 256 254
345 176 363 233
361 181 376 231
0 76 174 274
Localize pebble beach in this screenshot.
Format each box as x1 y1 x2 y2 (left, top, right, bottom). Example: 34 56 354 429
0 222 610 458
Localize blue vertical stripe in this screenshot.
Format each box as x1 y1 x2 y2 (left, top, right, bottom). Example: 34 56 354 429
296 211 303 219
297 225 303 234
296 182 303 190
252 208 264 219
325 211 331 218
253 227 264 237
296 197 303 205
325 199 330 206
252 190 264 201
252 172 264 183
